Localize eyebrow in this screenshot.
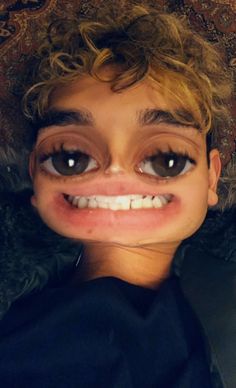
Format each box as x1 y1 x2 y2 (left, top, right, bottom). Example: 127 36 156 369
35 108 201 133
138 108 200 130
35 109 95 130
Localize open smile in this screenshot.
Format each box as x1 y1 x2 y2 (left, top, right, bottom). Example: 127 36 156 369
49 192 181 234
64 193 173 211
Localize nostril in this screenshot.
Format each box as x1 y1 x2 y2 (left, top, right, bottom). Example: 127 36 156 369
104 164 126 175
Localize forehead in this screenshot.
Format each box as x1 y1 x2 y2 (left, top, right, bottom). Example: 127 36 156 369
36 69 203 146
50 74 169 117
48 75 199 134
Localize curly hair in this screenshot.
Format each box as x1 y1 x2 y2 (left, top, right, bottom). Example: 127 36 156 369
23 3 232 145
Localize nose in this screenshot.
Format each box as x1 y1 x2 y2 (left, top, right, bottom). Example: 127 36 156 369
103 141 132 176
104 163 126 176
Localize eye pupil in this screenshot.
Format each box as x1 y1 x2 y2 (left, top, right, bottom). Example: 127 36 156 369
150 152 186 177
52 151 89 176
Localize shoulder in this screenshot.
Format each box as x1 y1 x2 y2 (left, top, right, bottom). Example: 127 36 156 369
175 207 236 388
0 191 79 319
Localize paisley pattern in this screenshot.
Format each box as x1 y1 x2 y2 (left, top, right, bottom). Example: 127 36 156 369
0 0 235 166
185 0 236 32
0 1 46 46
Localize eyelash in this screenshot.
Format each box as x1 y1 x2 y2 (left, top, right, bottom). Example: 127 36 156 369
38 143 81 163
137 145 196 179
37 143 197 179
141 144 195 163
38 142 195 160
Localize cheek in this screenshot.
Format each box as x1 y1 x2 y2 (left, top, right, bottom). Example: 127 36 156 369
31 180 67 236
182 180 209 206
174 174 209 237
31 174 57 211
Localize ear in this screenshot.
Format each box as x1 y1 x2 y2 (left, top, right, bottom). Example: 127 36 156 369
30 194 37 208
29 151 37 208
207 149 222 207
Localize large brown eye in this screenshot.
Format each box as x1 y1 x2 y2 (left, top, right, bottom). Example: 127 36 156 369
138 151 196 178
40 150 98 176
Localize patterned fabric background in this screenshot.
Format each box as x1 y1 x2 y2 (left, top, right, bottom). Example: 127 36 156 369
0 0 235 167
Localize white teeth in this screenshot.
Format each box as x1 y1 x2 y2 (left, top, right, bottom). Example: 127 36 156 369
119 200 130 210
95 195 143 204
95 195 110 203
66 194 172 210
72 196 79 206
130 198 143 209
142 196 154 208
160 195 168 205
78 197 88 208
88 198 98 208
152 196 163 208
114 196 130 205
130 195 143 200
98 202 109 209
109 202 123 211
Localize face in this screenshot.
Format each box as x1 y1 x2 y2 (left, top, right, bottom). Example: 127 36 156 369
30 70 221 247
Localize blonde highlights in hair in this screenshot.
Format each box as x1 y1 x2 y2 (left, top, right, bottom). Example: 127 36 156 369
23 4 232 138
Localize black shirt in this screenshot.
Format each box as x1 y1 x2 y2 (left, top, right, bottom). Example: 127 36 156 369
0 276 212 387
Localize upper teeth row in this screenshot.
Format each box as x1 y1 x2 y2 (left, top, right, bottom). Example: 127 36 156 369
67 194 172 210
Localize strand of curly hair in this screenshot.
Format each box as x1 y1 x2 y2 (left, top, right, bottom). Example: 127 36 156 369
23 3 233 147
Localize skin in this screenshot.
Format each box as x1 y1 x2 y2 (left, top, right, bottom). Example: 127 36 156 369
29 69 221 289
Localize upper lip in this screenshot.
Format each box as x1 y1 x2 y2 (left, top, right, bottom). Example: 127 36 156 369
62 179 172 197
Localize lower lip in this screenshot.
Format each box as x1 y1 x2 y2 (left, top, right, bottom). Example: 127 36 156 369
51 194 182 232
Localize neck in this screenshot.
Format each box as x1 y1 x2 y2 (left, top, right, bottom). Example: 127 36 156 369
71 241 180 290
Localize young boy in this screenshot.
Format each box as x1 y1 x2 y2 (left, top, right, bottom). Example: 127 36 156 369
0 4 234 388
